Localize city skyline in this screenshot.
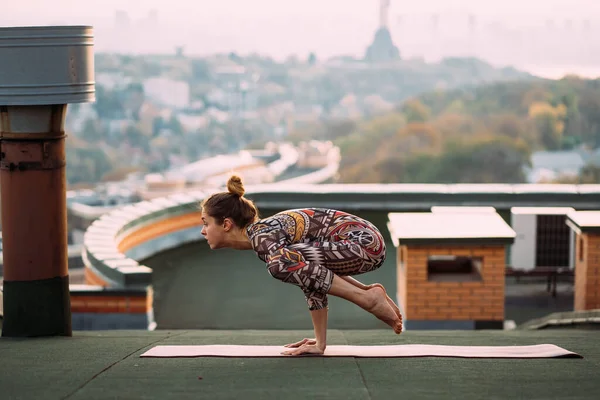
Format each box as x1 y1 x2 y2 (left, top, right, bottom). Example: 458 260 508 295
3 0 600 78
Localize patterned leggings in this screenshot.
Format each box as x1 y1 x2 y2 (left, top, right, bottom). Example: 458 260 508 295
266 228 386 310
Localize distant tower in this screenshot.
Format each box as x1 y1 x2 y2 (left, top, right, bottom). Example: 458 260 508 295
365 0 401 63
468 14 477 57
379 0 390 29
468 14 476 32
432 13 440 60
432 13 439 33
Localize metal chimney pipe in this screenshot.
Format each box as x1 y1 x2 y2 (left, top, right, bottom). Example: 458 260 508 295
0 26 95 337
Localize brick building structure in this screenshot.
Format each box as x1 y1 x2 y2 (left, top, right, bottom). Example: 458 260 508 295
566 211 600 311
387 207 516 330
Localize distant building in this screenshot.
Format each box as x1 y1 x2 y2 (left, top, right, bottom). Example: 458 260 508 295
297 141 337 169
143 78 190 109
526 150 587 183
364 0 401 63
365 28 401 63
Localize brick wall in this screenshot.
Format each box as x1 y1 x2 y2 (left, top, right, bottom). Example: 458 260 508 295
575 233 600 310
70 292 149 314
398 244 505 321
397 246 407 314
69 287 152 330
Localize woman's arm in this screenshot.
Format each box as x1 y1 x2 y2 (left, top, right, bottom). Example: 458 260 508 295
282 307 328 356
310 308 328 351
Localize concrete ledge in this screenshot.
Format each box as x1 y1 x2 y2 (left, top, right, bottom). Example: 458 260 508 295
124 226 202 261
72 313 150 330
81 191 206 289
244 183 600 211
69 284 148 296
403 320 475 330
81 184 600 289
519 310 600 330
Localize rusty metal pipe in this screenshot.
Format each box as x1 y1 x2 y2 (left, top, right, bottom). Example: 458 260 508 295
1 104 71 336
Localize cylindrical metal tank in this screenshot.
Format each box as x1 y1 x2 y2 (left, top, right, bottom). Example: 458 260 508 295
0 25 95 105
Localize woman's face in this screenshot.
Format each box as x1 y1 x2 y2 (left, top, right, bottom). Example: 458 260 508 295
201 212 227 249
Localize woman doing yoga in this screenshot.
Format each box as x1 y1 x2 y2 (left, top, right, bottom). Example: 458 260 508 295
200 175 403 356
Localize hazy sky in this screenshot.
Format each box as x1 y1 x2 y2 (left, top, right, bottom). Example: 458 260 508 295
7 0 599 21
4 0 599 77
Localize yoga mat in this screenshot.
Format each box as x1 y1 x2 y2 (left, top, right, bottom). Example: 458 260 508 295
140 344 581 359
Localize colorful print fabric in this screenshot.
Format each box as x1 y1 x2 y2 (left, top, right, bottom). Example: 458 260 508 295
246 208 387 310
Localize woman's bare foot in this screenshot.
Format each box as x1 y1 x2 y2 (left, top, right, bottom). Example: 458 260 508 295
365 286 403 334
370 283 403 322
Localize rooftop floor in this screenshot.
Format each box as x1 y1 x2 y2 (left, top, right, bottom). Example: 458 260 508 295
0 329 598 399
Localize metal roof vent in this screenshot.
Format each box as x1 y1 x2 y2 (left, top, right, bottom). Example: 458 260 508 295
0 25 95 105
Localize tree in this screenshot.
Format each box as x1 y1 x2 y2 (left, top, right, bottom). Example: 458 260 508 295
578 89 600 147
433 113 480 138
485 114 526 139
435 136 530 183
400 99 431 123
364 136 530 184
379 122 441 160
65 146 113 185
528 102 567 150
124 125 149 152
80 118 103 143
578 164 600 183
94 86 123 119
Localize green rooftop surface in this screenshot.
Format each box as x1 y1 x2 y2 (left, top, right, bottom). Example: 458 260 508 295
0 329 598 399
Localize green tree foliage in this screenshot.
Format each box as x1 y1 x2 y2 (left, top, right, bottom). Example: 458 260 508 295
435 136 530 183
528 101 566 150
80 118 104 143
579 164 600 183
328 77 600 184
577 87 600 146
369 136 530 184
66 144 113 185
94 85 124 120
399 99 431 123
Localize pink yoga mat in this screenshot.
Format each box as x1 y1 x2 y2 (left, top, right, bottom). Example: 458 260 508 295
140 344 581 358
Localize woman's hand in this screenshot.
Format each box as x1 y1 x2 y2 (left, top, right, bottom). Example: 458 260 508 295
284 338 317 348
281 339 326 356
282 306 329 356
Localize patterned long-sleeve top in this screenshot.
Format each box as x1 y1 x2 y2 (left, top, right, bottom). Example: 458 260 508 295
245 208 385 264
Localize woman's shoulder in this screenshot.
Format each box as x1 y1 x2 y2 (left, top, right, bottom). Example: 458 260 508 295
245 215 284 238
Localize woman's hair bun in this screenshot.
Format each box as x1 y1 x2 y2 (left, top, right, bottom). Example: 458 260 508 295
227 174 245 197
